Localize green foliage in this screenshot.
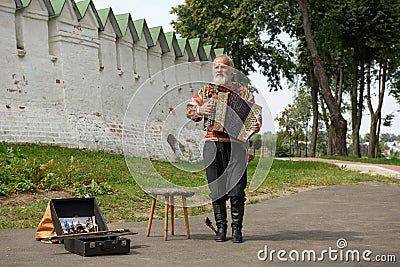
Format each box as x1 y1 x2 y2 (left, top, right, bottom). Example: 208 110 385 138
172 0 400 154
261 132 277 155
380 133 400 142
276 89 311 153
251 134 262 150
150 160 207 187
383 113 395 127
389 84 400 104
389 151 400 160
32 159 54 183
171 0 296 91
275 139 291 157
0 144 114 197
0 147 36 195
274 0 400 157
74 179 114 196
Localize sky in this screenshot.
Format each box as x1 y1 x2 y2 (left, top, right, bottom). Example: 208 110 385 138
92 0 399 136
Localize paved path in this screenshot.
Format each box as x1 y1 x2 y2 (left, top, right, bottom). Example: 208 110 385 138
279 157 400 179
1 182 399 266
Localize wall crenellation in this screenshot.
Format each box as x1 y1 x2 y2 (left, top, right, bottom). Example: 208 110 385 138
0 0 223 160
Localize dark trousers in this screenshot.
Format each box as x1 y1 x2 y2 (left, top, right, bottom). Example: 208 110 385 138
203 141 247 206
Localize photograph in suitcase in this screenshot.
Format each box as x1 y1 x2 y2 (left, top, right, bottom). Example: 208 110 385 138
50 198 131 256
59 216 97 234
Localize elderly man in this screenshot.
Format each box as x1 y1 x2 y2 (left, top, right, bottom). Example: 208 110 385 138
186 55 261 243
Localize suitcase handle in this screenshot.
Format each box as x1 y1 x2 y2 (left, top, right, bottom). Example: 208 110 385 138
99 241 118 251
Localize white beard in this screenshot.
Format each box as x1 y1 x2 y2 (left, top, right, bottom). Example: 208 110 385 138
214 74 228 86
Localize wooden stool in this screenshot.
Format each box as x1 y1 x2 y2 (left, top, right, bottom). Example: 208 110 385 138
144 188 195 241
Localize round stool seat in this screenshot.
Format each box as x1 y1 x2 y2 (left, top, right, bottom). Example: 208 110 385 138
144 188 195 197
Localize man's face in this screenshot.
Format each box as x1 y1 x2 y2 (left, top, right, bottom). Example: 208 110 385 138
213 57 233 86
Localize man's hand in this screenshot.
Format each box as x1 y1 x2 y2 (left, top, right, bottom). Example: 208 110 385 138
250 116 262 133
197 100 215 116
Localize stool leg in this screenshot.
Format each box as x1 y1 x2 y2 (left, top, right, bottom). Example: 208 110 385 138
146 197 156 237
170 195 174 235
182 196 190 239
164 195 169 241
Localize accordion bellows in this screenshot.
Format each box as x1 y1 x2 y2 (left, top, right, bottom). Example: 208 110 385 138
205 92 262 142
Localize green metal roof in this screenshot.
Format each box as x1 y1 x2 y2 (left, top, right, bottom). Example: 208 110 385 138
15 0 34 8
75 0 90 17
133 19 154 46
164 32 174 50
149 26 161 44
189 38 200 56
115 13 130 36
164 32 182 57
189 38 207 60
17 0 54 15
20 0 31 7
203 45 212 59
49 0 66 17
74 0 102 30
133 19 145 40
115 13 140 41
149 26 169 53
16 0 54 16
177 38 187 55
96 8 122 37
177 38 195 61
97 8 110 28
12 0 218 61
214 48 225 57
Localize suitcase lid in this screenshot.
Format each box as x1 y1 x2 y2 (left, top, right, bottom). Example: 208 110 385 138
50 198 108 236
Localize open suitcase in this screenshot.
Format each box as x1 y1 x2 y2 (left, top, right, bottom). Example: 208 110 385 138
50 198 131 256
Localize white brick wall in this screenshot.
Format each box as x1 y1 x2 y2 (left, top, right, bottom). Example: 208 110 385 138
0 2 214 161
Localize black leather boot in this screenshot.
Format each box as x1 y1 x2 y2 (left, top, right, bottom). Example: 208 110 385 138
231 205 244 243
213 203 227 242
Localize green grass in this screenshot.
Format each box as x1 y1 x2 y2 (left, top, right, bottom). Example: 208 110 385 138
0 143 399 229
323 155 400 165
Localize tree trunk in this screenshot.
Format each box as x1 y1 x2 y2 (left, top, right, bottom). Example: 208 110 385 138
368 115 379 158
357 61 365 154
350 46 366 158
375 116 382 157
350 52 360 157
308 62 318 157
319 91 331 155
297 0 348 156
366 60 386 158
